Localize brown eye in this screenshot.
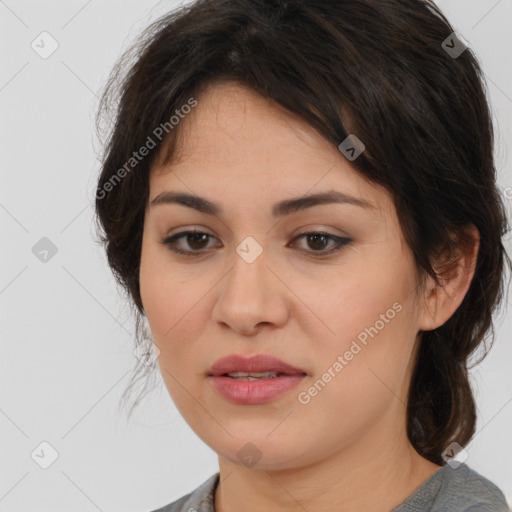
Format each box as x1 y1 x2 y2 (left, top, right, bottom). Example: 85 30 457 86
160 230 218 255
185 232 210 250
306 233 330 251
292 232 352 256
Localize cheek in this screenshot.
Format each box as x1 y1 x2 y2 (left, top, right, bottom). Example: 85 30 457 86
141 277 203 356
319 262 411 347
140 267 207 414
140 234 189 333
140 240 180 352
139 252 210 378
306 260 418 400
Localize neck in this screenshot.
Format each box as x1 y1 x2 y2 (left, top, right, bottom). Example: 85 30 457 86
214 422 441 512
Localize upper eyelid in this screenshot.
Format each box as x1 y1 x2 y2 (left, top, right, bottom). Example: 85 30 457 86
165 224 348 238
166 228 344 241
163 230 349 252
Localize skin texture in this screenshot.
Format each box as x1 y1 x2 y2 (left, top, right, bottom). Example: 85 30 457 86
139 81 480 512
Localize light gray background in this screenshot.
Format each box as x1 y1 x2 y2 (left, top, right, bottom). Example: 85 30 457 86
1 1 511 510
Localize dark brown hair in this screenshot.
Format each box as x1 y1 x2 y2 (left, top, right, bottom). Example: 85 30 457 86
94 0 511 466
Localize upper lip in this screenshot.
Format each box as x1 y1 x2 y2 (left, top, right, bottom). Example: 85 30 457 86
208 354 308 376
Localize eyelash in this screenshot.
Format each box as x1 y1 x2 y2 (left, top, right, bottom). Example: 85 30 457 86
159 230 352 258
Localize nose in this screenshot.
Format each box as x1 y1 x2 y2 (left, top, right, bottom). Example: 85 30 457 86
211 242 290 336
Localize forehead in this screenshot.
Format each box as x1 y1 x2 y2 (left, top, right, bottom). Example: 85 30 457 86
149 81 394 220
158 81 337 168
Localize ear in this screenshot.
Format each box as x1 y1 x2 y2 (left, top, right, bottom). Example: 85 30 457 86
418 224 480 332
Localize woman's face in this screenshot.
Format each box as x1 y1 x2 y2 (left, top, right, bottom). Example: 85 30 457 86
140 82 428 470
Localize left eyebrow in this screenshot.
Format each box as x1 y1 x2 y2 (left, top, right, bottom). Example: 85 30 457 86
272 190 376 217
149 190 376 217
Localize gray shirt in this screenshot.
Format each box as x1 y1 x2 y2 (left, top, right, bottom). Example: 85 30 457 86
150 463 510 512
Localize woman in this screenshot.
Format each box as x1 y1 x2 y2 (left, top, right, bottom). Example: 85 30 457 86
94 0 511 510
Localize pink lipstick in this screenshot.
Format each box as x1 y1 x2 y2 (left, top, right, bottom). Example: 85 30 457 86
207 354 307 405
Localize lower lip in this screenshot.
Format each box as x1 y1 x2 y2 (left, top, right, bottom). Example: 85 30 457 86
209 375 306 405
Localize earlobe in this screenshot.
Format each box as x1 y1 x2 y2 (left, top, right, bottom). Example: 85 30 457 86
418 224 480 332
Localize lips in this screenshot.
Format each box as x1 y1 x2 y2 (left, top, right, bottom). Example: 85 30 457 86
207 354 308 405
207 354 307 377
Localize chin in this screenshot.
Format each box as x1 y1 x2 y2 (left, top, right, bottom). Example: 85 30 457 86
204 431 308 470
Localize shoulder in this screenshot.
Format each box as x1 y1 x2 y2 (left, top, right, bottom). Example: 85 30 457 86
147 473 219 512
436 464 510 511
394 463 510 512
